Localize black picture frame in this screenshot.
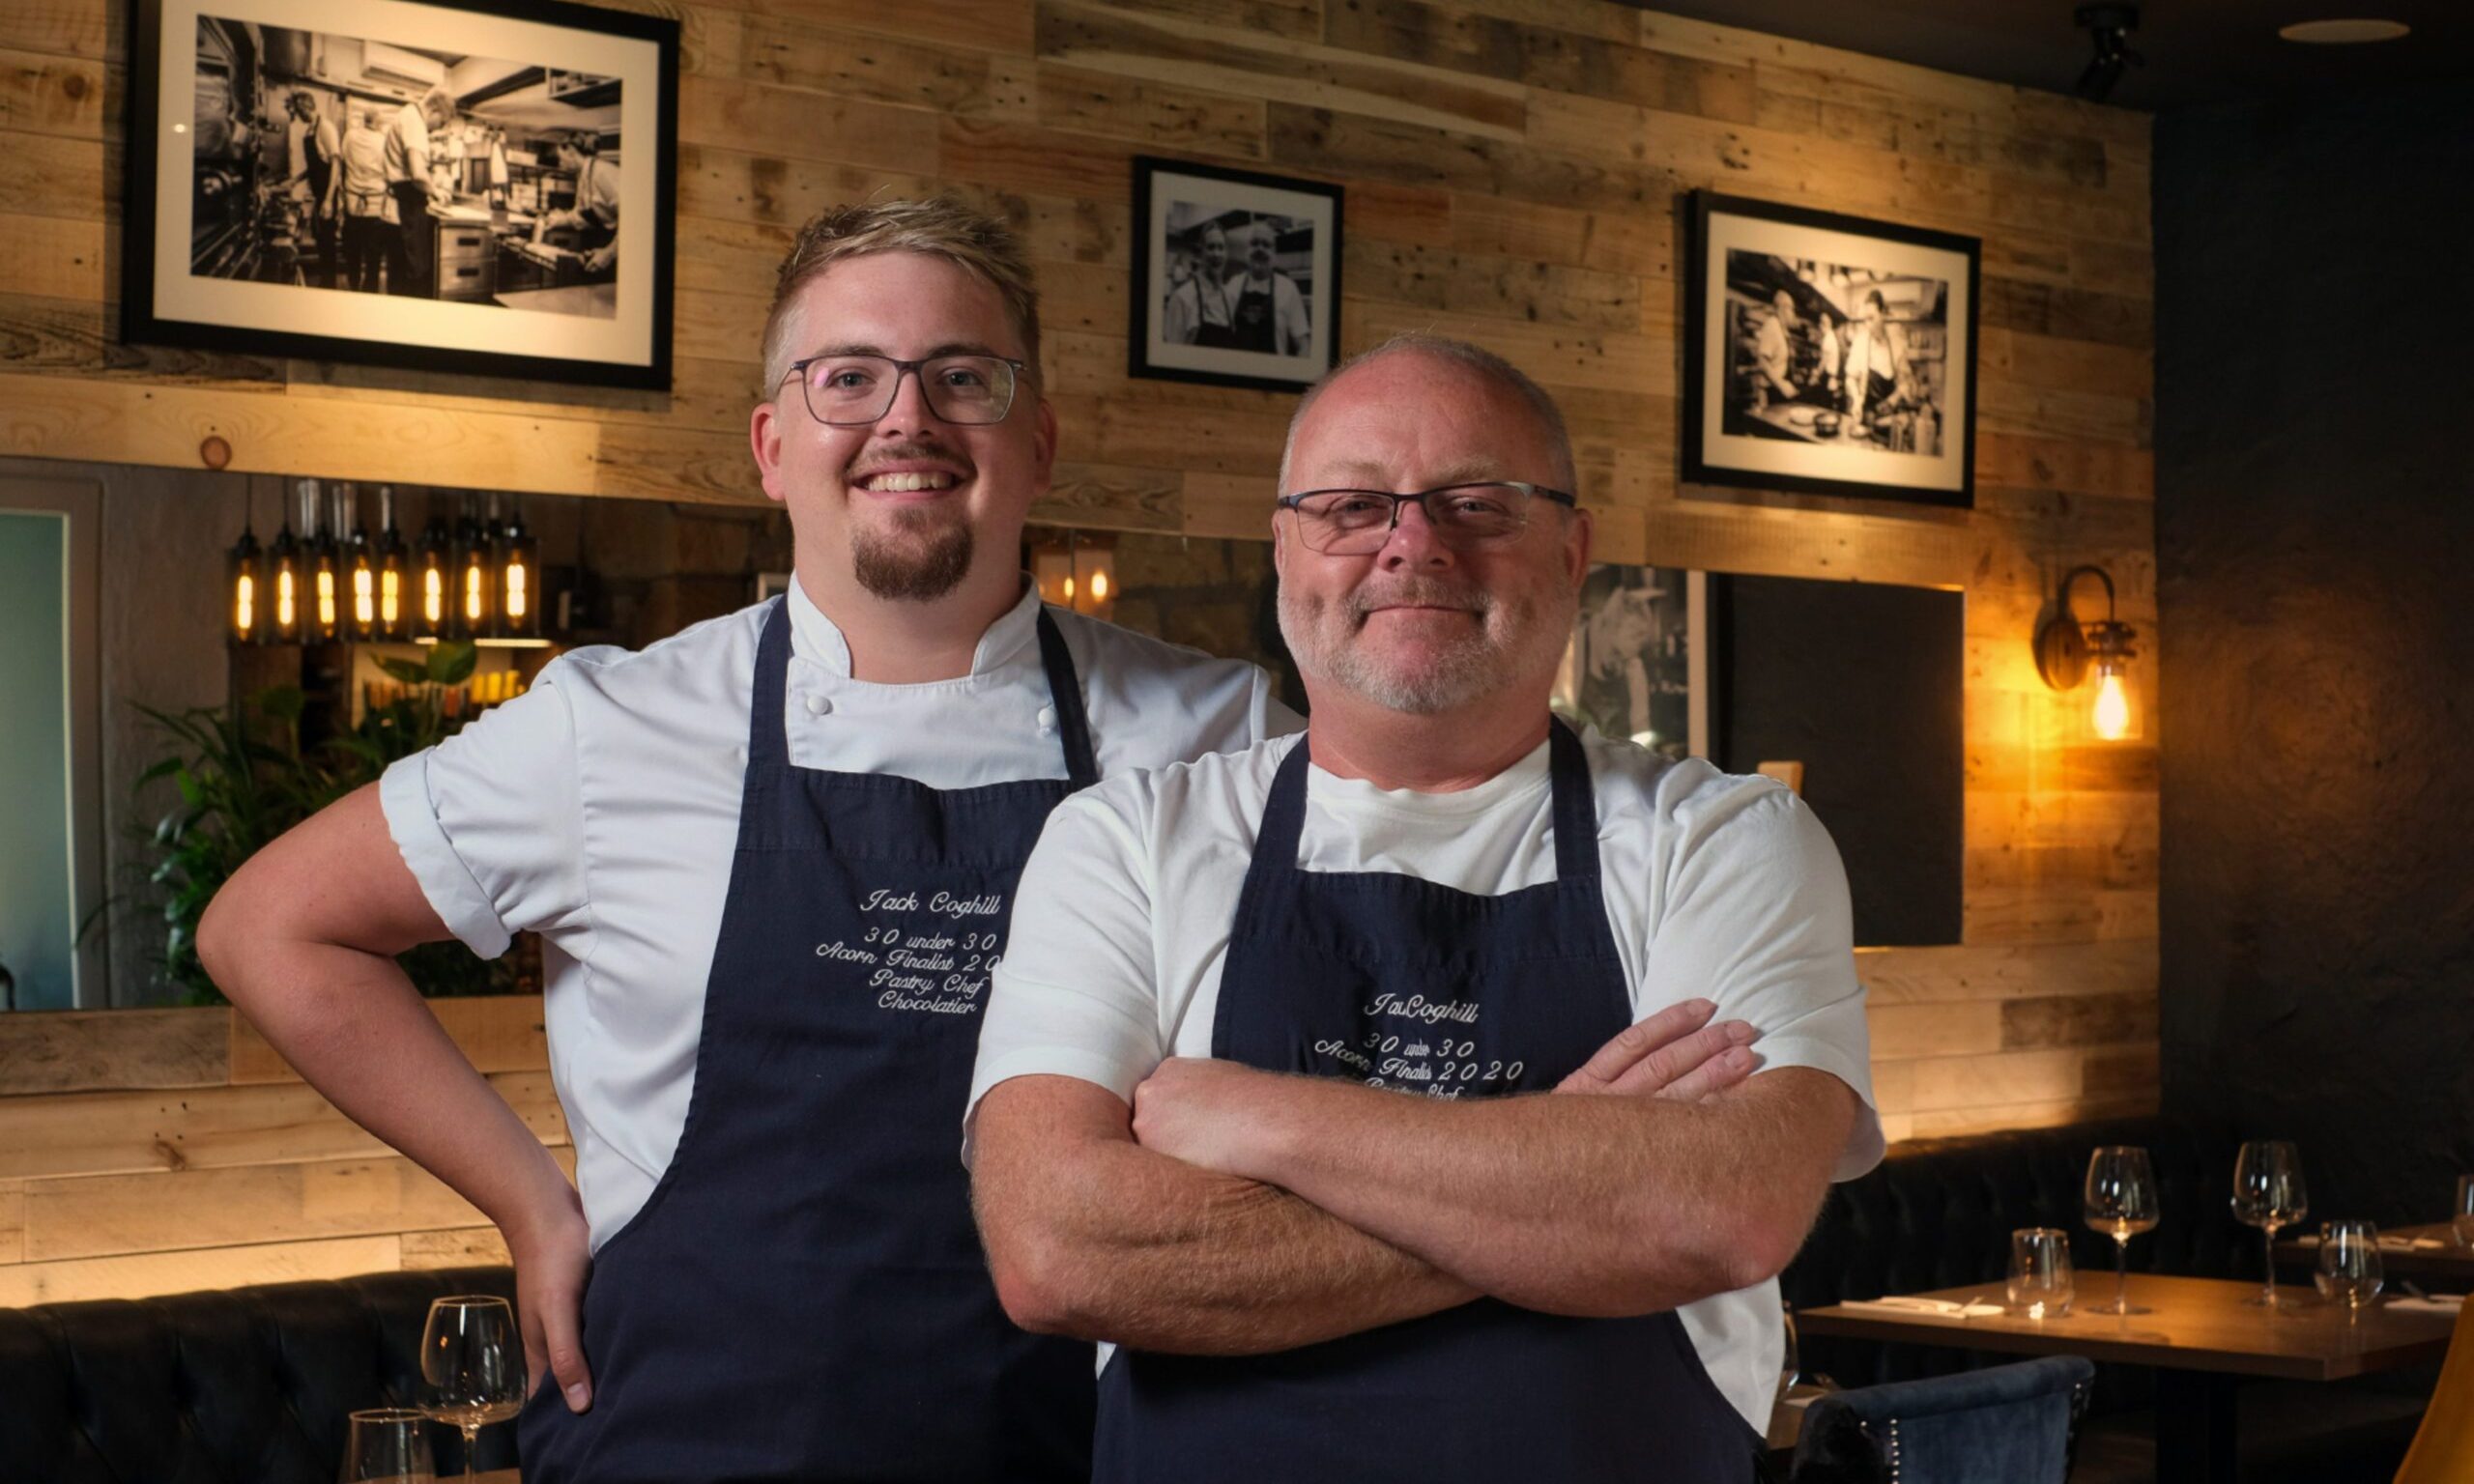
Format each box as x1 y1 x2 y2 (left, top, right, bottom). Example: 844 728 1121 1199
1129 156 1342 394
126 0 678 391
1683 191 1979 509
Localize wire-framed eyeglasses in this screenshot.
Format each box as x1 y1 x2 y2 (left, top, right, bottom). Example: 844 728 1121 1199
785 353 1027 427
1276 482 1577 555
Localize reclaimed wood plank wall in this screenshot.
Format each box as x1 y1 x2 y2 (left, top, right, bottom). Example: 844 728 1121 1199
0 0 2158 1299
0 999 559 1305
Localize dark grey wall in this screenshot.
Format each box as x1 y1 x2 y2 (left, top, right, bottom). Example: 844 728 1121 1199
2154 82 2474 1225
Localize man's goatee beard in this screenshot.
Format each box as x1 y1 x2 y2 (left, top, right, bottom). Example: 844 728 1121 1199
852 514 974 603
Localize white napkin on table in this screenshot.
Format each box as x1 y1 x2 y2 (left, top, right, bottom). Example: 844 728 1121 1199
1837 1296 2006 1319
2386 1294 2464 1315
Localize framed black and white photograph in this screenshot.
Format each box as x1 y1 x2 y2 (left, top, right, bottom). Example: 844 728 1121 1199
126 0 678 389
1130 157 1340 393
1683 192 1978 508
1553 566 1708 761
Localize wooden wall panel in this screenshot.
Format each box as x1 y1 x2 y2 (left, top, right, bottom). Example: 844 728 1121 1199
0 1001 568 1305
0 0 2158 1299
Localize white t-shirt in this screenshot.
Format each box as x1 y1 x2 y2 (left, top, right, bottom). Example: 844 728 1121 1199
381 582 1297 1250
966 728 1882 1433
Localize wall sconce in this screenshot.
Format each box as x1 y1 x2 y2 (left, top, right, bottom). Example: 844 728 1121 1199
2032 564 2141 741
226 480 263 646
1028 530 1117 620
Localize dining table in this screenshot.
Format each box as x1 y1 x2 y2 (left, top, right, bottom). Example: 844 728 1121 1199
1795 1273 2458 1484
2279 1222 2474 1287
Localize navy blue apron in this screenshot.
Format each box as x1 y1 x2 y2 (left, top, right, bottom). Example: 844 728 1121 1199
1093 722 1760 1484
519 597 1098 1482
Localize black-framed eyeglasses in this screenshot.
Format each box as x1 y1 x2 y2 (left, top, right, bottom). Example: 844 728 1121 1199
784 353 1027 427
1276 482 1577 555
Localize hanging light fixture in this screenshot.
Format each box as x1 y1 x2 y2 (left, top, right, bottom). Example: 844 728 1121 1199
454 494 492 640
374 485 409 641
267 483 302 644
415 505 451 642
303 478 341 642
226 478 264 646
340 481 378 642
499 496 540 640
2032 564 2142 742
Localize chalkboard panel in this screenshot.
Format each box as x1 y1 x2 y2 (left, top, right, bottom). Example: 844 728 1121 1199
1711 574 1964 947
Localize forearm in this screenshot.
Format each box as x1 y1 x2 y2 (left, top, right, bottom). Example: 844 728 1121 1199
1234 1070 1852 1317
197 791 573 1241
971 1076 1476 1355
215 933 572 1235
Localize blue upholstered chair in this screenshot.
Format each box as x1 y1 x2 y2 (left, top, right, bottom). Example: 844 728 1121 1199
1789 1355 2096 1484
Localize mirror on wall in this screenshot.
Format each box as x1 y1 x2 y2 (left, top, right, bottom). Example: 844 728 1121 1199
1709 572 1965 948
1551 562 1963 947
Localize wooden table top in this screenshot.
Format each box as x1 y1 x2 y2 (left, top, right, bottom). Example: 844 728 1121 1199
1796 1273 2457 1381
2278 1222 2474 1282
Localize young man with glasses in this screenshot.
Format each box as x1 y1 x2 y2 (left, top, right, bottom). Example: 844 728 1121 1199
968 333 1883 1483
200 198 1302 1481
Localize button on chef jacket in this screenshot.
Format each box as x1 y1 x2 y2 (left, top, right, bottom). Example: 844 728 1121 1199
966 729 1882 1438
380 580 1298 1250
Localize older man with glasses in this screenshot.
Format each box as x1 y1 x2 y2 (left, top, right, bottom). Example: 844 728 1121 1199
968 333 1883 1484
201 197 1308 1481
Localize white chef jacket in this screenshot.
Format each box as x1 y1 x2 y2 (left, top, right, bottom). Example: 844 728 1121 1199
967 728 1881 1433
381 582 1297 1250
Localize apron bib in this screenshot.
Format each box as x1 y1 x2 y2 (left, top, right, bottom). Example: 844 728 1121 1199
519 598 1099 1482
1093 723 1759 1484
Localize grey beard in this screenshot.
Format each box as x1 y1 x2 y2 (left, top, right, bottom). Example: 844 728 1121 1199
851 513 973 603
1280 582 1551 715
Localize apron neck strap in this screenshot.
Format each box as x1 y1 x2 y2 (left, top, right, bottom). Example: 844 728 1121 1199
751 597 1100 790
1033 607 1100 790
1545 717 1601 883
749 597 794 767
1247 717 1600 886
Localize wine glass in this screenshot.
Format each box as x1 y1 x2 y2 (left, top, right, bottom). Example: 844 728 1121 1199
419 1296 527 1481
2315 1219 2385 1319
2231 1141 2309 1306
2453 1175 2474 1247
2083 1146 2161 1315
340 1408 435 1482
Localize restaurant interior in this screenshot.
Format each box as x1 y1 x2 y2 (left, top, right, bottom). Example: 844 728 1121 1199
1 0 2469 1480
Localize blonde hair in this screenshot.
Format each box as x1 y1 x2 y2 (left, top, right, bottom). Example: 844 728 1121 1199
760 196 1042 396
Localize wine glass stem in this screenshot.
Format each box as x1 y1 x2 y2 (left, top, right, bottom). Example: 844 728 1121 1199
2114 1233 2129 1311
2260 1225 2279 1304
464 1423 479 1482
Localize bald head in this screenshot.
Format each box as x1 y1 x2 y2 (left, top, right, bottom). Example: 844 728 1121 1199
1280 333 1577 496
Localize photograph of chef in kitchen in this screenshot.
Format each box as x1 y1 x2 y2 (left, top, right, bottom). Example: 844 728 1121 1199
1719 249 1951 459
188 14 624 319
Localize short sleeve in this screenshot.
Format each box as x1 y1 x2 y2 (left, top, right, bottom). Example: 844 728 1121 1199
1643 780 1883 1181
964 785 1165 1160
378 664 588 961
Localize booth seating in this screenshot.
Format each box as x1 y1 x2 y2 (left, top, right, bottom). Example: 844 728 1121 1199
0 1267 519 1484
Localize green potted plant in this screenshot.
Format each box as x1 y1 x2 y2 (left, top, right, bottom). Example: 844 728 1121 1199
134 642 518 1004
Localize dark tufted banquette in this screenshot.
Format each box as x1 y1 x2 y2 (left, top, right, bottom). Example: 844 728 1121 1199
0 1266 523 1484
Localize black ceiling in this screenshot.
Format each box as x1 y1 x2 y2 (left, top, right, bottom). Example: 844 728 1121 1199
1633 0 2474 112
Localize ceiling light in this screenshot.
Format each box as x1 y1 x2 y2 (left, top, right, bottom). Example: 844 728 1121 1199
2278 18 2410 43
2074 5 2144 103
